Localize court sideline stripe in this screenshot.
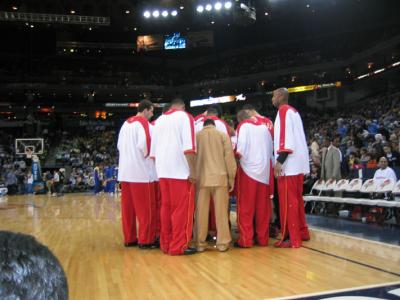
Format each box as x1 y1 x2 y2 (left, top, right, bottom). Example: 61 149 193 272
302 244 400 277
310 227 400 249
269 280 400 300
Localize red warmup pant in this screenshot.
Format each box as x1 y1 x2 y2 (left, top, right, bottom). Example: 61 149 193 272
159 178 195 255
277 174 309 247
153 181 161 238
237 167 271 247
120 182 156 245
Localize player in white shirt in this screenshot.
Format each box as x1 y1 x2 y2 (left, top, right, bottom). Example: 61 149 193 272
272 88 310 248
235 109 273 248
150 103 171 240
117 100 157 248
373 157 397 184
150 98 197 255
243 104 276 229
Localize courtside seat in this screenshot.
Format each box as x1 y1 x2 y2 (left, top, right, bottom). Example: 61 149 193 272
376 178 395 193
345 178 362 192
310 179 326 194
334 179 349 192
360 179 377 193
325 179 336 192
392 180 400 195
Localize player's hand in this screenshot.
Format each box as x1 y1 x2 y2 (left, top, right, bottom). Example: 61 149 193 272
188 172 196 183
274 162 282 178
228 183 234 193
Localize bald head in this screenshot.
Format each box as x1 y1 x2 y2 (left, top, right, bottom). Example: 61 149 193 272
378 156 388 170
272 87 289 108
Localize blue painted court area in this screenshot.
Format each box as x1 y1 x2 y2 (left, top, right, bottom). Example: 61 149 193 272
306 214 400 246
291 283 400 300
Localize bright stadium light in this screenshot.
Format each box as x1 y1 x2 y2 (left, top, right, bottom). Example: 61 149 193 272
143 11 151 18
214 2 222 10
224 1 232 9
162 10 169 17
171 10 178 16
205 4 212 11
152 10 160 18
197 5 204 13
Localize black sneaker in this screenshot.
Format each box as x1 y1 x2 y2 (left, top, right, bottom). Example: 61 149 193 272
233 242 248 248
183 247 197 255
124 241 138 247
138 243 158 249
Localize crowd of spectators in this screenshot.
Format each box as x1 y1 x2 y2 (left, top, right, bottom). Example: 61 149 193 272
49 129 117 194
0 127 118 196
304 90 400 184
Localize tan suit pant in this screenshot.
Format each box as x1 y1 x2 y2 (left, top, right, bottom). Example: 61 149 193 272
195 186 231 250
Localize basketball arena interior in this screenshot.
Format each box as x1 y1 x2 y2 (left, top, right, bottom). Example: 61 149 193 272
0 0 400 299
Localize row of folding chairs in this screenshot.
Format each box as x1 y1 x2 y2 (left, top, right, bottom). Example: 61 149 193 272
310 178 400 194
304 178 400 208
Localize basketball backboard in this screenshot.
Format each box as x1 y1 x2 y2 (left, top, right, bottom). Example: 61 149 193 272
15 138 44 155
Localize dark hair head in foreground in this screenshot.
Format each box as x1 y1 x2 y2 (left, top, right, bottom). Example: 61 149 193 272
203 118 216 127
0 231 68 300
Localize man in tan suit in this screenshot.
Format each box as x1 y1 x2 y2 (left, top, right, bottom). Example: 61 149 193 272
321 137 342 181
195 118 237 252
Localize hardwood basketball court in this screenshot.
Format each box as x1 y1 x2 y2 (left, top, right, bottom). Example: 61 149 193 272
1 193 399 299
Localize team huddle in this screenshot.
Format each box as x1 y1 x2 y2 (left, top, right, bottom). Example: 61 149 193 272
117 88 310 255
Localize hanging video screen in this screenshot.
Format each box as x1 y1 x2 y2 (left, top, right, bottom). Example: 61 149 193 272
164 32 186 50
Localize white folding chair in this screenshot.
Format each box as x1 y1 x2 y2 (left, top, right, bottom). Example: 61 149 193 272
310 179 326 195
334 179 349 192
325 179 336 192
360 179 377 193
376 178 395 193
392 180 400 202
345 178 362 193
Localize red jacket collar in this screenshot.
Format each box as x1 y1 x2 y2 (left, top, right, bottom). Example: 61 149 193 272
164 108 184 115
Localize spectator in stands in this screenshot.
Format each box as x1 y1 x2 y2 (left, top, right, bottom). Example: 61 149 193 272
373 157 397 184
58 168 65 196
367 154 378 169
372 134 385 159
321 136 342 181
45 171 53 195
359 148 370 167
384 145 400 168
4 168 17 195
0 231 68 300
336 118 347 138
310 136 321 166
304 165 319 194
366 120 379 135
345 152 359 179
52 170 60 197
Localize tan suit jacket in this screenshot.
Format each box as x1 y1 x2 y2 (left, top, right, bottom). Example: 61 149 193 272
196 125 237 188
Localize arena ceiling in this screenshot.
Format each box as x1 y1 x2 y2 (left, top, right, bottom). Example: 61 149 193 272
1 0 399 34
